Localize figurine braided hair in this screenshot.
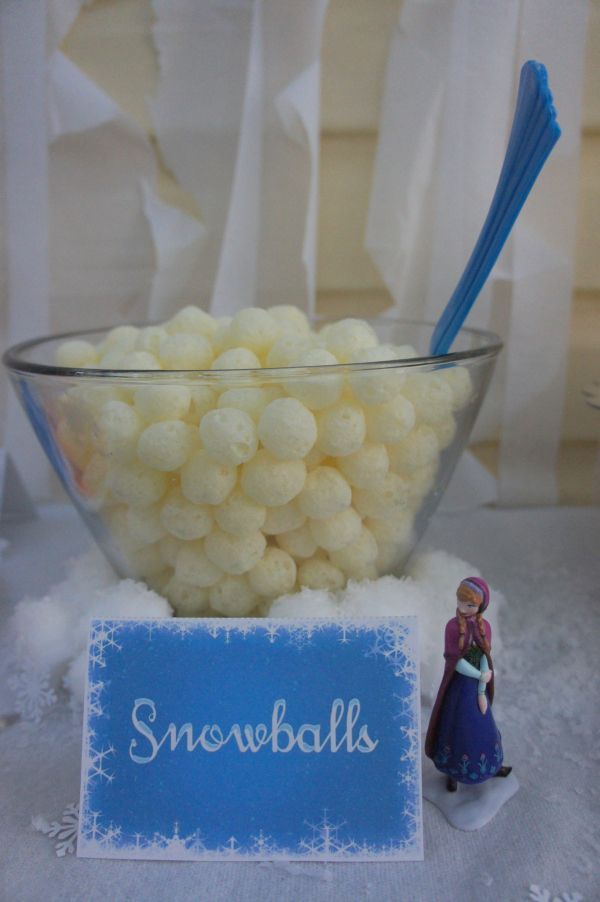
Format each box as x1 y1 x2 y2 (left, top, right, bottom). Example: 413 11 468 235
456 579 490 654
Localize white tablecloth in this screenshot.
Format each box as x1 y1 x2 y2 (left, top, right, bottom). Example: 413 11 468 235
1 504 599 902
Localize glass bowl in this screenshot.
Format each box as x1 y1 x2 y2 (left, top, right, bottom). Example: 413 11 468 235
3 318 501 616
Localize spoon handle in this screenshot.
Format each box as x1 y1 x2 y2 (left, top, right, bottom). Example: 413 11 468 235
430 60 561 357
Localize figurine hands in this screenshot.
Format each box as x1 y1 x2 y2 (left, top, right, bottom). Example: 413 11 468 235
480 670 492 684
478 694 488 715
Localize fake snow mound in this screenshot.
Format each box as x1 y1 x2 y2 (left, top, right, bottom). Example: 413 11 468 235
6 546 503 721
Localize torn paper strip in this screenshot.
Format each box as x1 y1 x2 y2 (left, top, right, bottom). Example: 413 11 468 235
142 180 207 322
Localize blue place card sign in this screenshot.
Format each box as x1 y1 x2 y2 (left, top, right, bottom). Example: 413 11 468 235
77 617 422 861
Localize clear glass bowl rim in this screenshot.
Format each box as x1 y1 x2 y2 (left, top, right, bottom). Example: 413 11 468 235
3 317 502 382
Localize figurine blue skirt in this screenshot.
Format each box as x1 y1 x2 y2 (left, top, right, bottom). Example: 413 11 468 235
432 671 504 784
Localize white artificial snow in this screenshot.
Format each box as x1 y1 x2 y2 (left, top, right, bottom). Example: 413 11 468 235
422 758 519 831
7 548 172 720
7 544 502 719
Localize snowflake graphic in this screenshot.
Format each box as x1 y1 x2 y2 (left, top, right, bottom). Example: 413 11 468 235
217 835 243 856
336 621 358 644
249 830 283 856
90 621 122 668
8 667 57 723
529 887 584 902
86 680 105 718
298 811 360 858
85 741 116 783
285 620 328 650
367 622 417 678
264 622 281 644
32 803 79 856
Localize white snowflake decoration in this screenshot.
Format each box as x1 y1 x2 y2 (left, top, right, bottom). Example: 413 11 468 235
529 887 584 902
33 803 79 857
89 621 122 668
298 811 360 858
8 667 57 723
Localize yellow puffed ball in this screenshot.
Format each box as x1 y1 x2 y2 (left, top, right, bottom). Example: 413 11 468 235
109 461 168 507
218 387 274 423
258 398 317 460
165 305 217 339
405 463 437 509
401 372 454 426
365 395 415 444
388 425 439 473
180 449 237 505
160 487 213 540
276 523 318 559
213 489 266 536
102 325 139 352
443 365 473 410
189 386 217 423
315 402 366 457
204 527 266 575
337 443 389 489
330 526 378 577
324 318 378 363
137 420 194 471
267 304 311 335
297 558 345 591
134 385 191 422
126 503 166 546
175 541 223 587
262 500 306 535
266 334 314 367
365 511 414 548
248 547 297 597
211 347 261 370
211 316 233 353
55 340 99 368
159 534 183 568
297 466 351 519
241 450 306 507
228 307 279 355
209 575 259 616
199 408 258 466
348 345 406 406
285 348 343 411
135 326 167 356
95 400 142 460
308 507 362 552
164 578 210 616
431 414 457 450
117 351 161 371
353 472 409 520
159 333 213 369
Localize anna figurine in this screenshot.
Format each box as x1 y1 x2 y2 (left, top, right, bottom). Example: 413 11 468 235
425 577 512 791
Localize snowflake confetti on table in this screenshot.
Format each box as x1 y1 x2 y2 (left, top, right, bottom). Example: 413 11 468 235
528 886 584 902
32 803 79 857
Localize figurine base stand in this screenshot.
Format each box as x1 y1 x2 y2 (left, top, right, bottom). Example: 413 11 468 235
422 758 519 831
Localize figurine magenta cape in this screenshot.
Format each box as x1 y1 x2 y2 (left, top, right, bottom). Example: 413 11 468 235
425 577 511 790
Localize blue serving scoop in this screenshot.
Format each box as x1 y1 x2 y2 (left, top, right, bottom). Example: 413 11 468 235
429 60 561 356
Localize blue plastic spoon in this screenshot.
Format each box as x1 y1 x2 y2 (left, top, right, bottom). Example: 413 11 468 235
429 60 561 356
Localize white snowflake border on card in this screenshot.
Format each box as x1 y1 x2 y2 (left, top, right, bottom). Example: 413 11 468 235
79 617 421 860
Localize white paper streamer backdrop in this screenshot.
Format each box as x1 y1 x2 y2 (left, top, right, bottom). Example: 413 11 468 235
0 0 589 511
1 0 51 500
367 0 588 505
151 0 328 317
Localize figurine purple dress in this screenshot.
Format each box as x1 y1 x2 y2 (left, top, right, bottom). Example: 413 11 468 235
426 577 511 790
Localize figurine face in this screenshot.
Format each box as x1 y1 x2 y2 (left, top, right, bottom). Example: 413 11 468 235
456 583 482 616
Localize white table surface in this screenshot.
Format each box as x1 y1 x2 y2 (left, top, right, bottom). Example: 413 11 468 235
1 503 599 902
